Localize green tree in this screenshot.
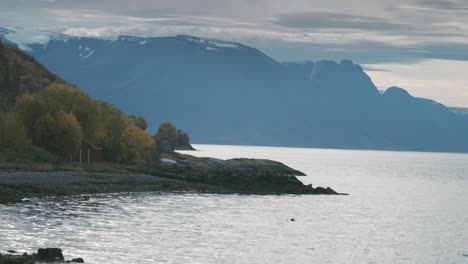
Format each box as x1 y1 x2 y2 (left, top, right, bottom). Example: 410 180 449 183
176 130 191 147
37 83 101 141
0 112 31 151
156 121 177 153
15 93 60 136
97 102 131 162
32 112 83 157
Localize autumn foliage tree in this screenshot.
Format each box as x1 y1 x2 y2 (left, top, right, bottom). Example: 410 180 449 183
12 84 157 161
120 125 154 162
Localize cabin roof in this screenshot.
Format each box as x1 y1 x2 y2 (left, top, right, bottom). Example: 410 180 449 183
82 138 103 150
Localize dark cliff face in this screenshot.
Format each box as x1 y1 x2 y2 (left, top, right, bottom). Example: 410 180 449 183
15 34 468 152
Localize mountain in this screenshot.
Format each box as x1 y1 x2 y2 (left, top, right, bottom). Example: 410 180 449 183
449 107 468 117
3 31 468 152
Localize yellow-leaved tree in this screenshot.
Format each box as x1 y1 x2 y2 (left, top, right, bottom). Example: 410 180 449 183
120 125 154 162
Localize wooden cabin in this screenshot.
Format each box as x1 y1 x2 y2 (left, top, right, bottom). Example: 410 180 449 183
71 139 103 164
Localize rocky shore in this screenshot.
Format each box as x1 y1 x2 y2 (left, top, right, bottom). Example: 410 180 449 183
0 156 346 203
0 248 84 263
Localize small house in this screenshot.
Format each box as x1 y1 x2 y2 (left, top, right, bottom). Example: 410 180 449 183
71 139 103 164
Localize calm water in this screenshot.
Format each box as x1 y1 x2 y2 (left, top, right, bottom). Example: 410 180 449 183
1 145 468 264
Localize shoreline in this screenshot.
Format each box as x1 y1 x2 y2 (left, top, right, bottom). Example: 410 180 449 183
0 171 232 203
0 168 345 203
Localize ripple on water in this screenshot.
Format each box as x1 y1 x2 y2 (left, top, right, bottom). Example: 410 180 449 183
1 145 468 264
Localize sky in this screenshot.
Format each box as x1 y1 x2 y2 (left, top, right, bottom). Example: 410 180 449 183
1 0 468 107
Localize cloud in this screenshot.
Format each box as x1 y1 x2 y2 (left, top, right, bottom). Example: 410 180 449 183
274 12 407 31
1 0 468 106
415 0 468 12
364 59 468 107
361 66 391 72
1 0 468 64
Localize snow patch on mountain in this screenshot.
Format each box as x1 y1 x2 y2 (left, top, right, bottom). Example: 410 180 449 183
180 35 241 49
0 26 79 52
209 41 239 48
82 50 94 58
1 27 72 45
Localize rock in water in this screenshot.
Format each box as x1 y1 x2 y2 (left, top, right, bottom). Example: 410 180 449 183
71 257 85 263
37 248 64 261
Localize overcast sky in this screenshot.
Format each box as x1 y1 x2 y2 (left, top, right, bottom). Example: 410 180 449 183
1 0 468 107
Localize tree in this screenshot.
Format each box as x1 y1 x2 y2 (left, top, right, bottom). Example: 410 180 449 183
148 137 161 164
97 102 131 162
15 93 59 136
156 121 177 153
38 83 102 141
176 130 191 147
32 112 83 157
129 115 148 131
120 125 154 162
0 112 31 151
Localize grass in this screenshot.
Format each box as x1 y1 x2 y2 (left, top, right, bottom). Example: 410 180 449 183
0 161 137 173
0 146 203 174
0 147 136 173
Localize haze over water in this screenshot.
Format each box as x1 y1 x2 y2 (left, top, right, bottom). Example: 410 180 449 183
1 145 467 263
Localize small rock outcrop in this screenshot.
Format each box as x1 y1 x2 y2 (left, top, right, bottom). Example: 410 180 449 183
146 155 346 195
0 248 83 264
37 248 64 261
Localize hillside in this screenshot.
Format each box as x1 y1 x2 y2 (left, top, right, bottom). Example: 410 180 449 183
0 42 60 111
0 41 157 164
4 31 468 152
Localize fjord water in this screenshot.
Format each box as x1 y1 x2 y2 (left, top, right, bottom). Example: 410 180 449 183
1 145 467 264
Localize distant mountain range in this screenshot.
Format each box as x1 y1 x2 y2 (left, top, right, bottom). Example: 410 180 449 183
2 27 468 152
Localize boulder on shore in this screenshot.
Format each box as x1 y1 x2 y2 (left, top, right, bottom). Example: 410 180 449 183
0 248 83 264
37 248 64 261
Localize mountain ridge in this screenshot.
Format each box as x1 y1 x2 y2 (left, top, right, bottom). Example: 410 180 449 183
2 29 468 152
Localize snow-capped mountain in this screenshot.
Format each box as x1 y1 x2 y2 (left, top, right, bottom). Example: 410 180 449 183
2 29 468 152
0 26 73 50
